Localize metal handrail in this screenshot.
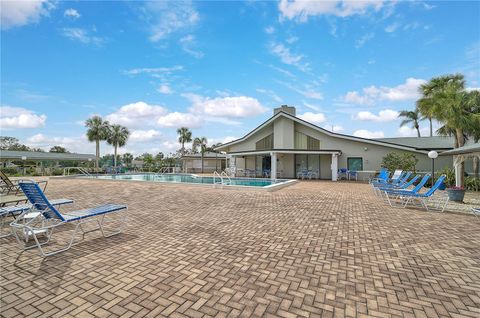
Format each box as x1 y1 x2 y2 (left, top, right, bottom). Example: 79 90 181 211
221 171 231 184
213 171 223 187
63 167 92 176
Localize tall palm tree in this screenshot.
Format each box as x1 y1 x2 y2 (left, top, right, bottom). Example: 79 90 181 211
122 153 134 168
193 137 208 173
177 127 192 156
106 124 130 169
85 116 110 168
398 109 422 137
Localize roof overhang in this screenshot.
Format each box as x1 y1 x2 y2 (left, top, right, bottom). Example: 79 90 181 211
0 150 96 161
439 143 480 156
227 149 342 156
214 111 428 154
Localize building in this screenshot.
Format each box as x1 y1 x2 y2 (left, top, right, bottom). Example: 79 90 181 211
215 105 467 181
180 152 227 173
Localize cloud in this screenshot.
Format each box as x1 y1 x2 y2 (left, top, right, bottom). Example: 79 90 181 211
0 0 54 29
209 136 238 146
61 28 104 46
269 42 310 72
353 109 399 122
277 80 323 100
298 112 327 125
25 133 93 153
332 125 344 133
106 101 168 128
157 84 173 94
278 0 387 22
129 130 163 142
353 129 385 138
397 126 431 137
264 26 275 34
123 65 183 76
157 112 204 128
342 78 427 105
385 22 400 33
185 94 267 118
256 88 283 103
0 106 47 129
64 8 80 19
355 32 374 48
140 1 199 42
179 34 204 58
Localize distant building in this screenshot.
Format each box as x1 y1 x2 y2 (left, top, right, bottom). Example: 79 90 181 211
180 152 227 173
215 105 473 180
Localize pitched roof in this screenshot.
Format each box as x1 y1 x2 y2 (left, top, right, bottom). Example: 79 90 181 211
215 111 429 154
375 136 456 150
439 143 480 156
180 152 227 159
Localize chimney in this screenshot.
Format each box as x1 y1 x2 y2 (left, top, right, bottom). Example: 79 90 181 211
274 105 296 116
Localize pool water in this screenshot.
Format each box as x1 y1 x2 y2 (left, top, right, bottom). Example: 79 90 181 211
91 173 291 188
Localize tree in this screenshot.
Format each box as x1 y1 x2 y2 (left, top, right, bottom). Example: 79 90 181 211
398 109 422 137
177 127 192 156
0 136 30 151
381 152 419 173
106 124 130 168
49 146 69 153
142 153 154 171
122 153 134 167
193 137 208 173
155 152 164 167
85 116 110 169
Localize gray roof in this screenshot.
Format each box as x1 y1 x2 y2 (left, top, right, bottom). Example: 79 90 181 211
0 150 96 161
374 136 458 150
439 143 480 156
181 152 227 159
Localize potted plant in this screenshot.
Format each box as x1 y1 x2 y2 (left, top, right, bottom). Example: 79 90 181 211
446 186 466 202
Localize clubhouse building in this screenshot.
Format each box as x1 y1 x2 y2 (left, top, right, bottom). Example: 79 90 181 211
215 105 472 181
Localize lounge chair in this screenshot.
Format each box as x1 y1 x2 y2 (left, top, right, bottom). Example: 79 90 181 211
0 170 47 195
370 168 389 183
384 175 449 212
380 174 430 204
373 174 420 197
0 198 74 238
472 208 480 219
10 181 127 257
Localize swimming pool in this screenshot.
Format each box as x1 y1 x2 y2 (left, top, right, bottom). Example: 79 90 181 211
88 173 296 190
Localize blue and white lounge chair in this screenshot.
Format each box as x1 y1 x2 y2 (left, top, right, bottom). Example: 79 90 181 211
472 208 480 219
370 168 389 183
0 198 73 238
10 181 127 257
373 174 420 197
384 175 449 212
380 174 430 204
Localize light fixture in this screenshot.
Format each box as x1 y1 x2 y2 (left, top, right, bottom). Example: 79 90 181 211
364 147 368 151
428 150 438 183
21 156 27 160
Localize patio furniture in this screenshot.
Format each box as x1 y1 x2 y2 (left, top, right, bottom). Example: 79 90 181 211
384 175 449 212
0 198 74 238
472 208 480 219
0 170 47 195
348 170 358 181
380 174 430 203
369 168 389 184
297 169 308 179
10 181 128 257
373 175 420 197
338 168 348 180
307 170 319 180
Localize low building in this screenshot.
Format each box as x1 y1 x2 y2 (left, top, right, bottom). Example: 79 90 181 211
215 105 471 181
180 152 227 173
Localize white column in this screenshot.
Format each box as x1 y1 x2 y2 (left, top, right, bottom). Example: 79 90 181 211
271 152 277 180
455 163 462 187
331 153 338 181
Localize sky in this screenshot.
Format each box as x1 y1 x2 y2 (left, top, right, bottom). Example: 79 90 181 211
1 0 479 156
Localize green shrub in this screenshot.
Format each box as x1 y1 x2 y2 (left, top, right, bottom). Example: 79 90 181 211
465 177 480 191
51 168 64 176
438 167 455 187
381 152 419 172
0 167 19 176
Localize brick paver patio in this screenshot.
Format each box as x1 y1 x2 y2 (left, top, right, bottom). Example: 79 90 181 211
1 179 479 318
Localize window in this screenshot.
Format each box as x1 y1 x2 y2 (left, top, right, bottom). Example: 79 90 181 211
295 131 320 150
256 134 273 150
347 157 363 171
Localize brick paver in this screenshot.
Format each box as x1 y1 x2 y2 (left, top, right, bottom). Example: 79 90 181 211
1 179 479 317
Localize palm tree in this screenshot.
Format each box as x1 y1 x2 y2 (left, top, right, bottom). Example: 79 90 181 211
106 124 130 169
177 127 192 156
122 153 134 168
398 109 422 137
85 116 110 168
193 137 208 173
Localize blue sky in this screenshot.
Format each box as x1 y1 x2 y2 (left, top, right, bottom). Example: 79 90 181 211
1 0 479 156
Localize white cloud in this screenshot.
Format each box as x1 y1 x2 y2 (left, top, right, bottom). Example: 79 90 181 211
209 136 238 146
332 125 344 133
303 101 320 111
185 94 267 118
123 65 183 76
157 112 204 128
129 130 163 142
353 109 399 122
265 26 275 34
256 88 283 103
0 0 54 29
106 101 168 128
298 112 327 125
179 34 204 58
277 81 323 100
286 36 299 44
26 133 92 153
270 42 310 72
278 0 387 22
141 1 199 42
0 106 46 129
64 8 80 19
342 78 427 105
157 84 173 94
353 129 385 138
355 32 375 48
397 126 431 137
385 22 400 33
61 28 104 46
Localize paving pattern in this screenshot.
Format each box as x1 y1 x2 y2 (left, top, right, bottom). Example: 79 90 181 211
1 178 479 318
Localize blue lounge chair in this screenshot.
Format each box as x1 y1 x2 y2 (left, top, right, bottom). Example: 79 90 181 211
373 174 420 197
0 198 73 238
472 208 480 219
384 175 449 212
380 174 430 204
10 181 127 257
